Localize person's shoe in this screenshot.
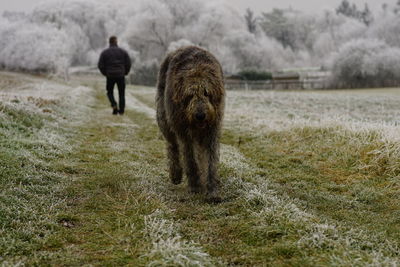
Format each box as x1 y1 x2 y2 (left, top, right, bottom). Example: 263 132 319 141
118 110 124 115
112 107 119 115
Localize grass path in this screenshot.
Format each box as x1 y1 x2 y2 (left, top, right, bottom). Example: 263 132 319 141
14 81 212 266
1 74 400 266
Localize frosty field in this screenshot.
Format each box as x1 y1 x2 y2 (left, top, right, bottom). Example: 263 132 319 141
1 71 400 266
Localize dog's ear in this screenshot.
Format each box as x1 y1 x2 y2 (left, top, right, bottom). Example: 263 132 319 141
172 89 181 103
208 80 224 104
171 83 185 103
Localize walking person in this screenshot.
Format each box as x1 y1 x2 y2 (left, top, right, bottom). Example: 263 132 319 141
98 36 131 115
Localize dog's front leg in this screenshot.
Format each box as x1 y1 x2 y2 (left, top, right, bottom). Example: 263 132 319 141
206 133 221 202
183 141 201 193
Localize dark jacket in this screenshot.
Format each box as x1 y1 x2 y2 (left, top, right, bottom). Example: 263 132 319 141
98 44 131 78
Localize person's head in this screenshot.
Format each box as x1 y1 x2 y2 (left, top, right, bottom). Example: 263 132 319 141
109 36 118 46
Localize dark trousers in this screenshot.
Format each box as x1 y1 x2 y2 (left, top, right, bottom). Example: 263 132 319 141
106 77 125 112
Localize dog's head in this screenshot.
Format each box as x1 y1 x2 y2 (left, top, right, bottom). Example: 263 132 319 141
172 67 224 129
184 83 217 128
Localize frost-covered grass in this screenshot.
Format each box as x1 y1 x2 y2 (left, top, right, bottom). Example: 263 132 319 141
225 89 400 133
0 72 92 264
221 89 400 265
128 86 400 265
3 73 400 266
220 144 400 265
0 78 217 266
144 210 213 267
225 89 400 177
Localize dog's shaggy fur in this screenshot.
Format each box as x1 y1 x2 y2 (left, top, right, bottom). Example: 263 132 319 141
156 46 225 202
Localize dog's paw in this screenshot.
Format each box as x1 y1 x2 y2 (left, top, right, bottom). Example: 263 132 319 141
170 171 182 185
171 177 182 185
189 185 202 194
206 195 222 204
206 190 222 203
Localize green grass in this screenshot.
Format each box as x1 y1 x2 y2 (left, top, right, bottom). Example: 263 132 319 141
0 100 73 264
1 74 400 266
222 126 400 227
127 86 400 265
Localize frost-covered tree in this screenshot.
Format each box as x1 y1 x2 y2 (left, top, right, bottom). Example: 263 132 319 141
0 0 138 76
122 0 204 60
244 8 257 34
286 12 317 51
30 0 127 65
382 3 389 13
259 8 297 50
368 12 400 48
0 21 73 74
331 39 400 88
312 11 366 66
186 1 243 48
394 0 400 14
360 4 374 26
259 9 319 52
336 0 373 26
336 0 359 18
122 0 247 74
221 30 290 73
2 11 26 22
1 0 400 88
365 47 400 85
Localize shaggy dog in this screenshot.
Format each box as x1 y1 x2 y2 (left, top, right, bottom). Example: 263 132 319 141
156 46 225 202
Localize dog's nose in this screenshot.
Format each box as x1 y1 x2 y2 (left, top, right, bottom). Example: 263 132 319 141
195 112 206 121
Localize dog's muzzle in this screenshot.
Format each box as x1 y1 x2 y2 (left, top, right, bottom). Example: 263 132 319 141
195 112 206 121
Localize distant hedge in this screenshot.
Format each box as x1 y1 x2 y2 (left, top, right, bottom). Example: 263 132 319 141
233 70 273 81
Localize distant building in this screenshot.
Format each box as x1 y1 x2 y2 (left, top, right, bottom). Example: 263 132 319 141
272 67 331 89
225 67 331 90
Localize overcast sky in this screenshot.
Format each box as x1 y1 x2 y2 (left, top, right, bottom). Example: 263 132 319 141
0 0 394 14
